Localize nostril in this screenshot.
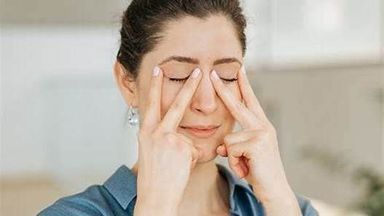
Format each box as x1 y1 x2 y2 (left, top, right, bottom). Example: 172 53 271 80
192 100 217 114
191 84 218 113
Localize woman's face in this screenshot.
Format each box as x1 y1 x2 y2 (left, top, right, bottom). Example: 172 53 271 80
133 15 243 162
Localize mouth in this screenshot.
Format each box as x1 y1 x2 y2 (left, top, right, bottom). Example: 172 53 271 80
179 125 220 138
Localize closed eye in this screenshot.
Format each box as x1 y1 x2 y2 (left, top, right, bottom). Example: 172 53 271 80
169 76 190 82
221 78 238 83
168 76 237 83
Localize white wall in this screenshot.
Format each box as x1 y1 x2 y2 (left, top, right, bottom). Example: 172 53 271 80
0 26 139 189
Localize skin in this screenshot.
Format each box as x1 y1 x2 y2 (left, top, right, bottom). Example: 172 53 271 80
113 15 302 216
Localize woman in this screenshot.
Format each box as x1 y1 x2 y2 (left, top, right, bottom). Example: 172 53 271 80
38 0 319 215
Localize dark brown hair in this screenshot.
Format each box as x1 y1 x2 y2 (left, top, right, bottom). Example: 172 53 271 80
116 0 247 79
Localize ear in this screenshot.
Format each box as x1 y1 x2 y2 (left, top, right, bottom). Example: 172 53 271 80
113 61 138 107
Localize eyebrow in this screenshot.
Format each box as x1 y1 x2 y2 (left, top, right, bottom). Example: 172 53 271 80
158 55 242 66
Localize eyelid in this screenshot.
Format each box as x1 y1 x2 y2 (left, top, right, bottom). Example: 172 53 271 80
168 75 190 82
221 78 238 82
164 68 238 83
168 76 237 83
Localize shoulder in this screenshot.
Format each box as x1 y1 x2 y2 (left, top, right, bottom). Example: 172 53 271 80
244 188 319 216
246 186 319 216
216 164 319 215
295 194 319 216
37 185 110 216
38 165 137 216
237 183 319 216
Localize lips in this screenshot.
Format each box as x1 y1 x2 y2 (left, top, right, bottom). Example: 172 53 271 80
180 125 220 130
179 125 220 138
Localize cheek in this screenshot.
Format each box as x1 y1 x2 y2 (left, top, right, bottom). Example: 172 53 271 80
220 83 241 124
160 82 182 117
220 100 235 124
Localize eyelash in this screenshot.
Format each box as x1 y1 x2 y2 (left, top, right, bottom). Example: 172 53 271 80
169 76 237 83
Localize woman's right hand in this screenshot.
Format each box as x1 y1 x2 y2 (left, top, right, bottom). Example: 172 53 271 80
133 66 203 216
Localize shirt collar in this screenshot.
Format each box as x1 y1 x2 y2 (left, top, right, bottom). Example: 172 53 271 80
103 165 137 209
216 163 255 214
103 164 255 211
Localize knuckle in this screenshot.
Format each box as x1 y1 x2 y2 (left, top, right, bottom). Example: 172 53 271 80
182 146 192 156
163 133 186 149
153 131 196 156
258 130 269 140
223 135 231 145
250 136 260 144
163 132 177 143
226 144 234 153
255 128 274 142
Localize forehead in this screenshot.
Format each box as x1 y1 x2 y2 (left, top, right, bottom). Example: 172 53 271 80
152 14 243 64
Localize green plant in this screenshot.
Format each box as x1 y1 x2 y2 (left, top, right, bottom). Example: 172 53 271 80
299 145 384 216
353 167 384 216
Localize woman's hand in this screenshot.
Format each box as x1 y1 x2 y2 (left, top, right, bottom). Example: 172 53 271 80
134 66 202 216
211 66 302 215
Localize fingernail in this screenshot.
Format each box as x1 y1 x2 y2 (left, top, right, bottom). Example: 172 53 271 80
153 66 160 76
211 70 219 80
241 65 246 74
191 68 201 78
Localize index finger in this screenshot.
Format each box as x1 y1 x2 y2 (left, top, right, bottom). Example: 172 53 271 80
210 70 256 129
159 68 202 131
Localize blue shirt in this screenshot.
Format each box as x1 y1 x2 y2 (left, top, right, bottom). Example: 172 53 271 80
38 164 319 216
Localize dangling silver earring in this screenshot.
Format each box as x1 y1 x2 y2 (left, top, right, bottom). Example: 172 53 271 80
126 104 139 126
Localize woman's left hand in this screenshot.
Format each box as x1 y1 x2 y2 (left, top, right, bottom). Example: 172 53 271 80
210 66 301 214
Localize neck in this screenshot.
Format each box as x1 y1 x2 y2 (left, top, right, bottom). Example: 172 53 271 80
179 161 229 214
131 161 229 215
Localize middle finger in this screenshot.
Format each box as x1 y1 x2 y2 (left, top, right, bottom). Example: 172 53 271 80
210 70 256 129
159 67 202 132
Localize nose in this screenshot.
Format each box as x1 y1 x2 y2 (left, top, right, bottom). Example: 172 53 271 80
190 71 218 114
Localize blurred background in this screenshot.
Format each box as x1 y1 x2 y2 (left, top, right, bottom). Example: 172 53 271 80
1 0 383 215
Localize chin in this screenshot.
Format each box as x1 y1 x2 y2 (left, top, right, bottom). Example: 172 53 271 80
199 154 218 163
194 141 220 163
